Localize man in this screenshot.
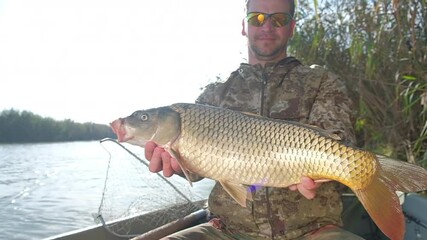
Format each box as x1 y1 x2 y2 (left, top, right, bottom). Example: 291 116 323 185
145 0 363 239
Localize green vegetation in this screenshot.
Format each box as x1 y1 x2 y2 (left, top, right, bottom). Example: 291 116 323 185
2 1 425 167
0 109 115 143
290 0 426 167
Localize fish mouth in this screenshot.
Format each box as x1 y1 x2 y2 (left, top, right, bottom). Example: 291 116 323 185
110 119 134 142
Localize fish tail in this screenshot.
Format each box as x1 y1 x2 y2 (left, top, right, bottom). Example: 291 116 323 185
376 155 427 192
353 155 427 240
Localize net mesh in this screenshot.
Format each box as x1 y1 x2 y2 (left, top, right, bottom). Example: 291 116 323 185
96 138 210 238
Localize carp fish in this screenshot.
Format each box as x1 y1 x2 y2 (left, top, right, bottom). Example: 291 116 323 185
110 103 427 240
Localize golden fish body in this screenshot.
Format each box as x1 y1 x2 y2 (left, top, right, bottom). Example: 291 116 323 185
171 103 376 190
111 103 427 240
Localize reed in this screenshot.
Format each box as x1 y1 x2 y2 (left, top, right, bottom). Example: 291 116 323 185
289 0 427 166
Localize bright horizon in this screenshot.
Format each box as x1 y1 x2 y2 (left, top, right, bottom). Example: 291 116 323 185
0 0 247 124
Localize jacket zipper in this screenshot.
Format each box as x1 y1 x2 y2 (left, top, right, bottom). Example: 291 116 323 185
260 69 275 239
260 70 268 116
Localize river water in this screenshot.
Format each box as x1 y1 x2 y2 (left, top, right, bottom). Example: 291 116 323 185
0 141 215 240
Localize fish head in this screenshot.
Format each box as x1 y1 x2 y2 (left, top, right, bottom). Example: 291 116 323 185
110 106 181 147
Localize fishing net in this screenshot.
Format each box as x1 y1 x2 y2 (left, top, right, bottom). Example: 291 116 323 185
95 138 214 238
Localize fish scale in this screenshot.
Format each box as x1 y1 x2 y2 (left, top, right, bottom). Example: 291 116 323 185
111 102 427 240
170 103 376 189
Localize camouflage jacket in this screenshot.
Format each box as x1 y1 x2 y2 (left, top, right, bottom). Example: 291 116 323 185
196 57 356 239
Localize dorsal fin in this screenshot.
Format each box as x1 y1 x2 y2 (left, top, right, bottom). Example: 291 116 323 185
240 111 261 117
295 122 342 141
240 111 342 141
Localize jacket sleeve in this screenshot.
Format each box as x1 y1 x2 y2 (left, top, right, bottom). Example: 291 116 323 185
196 71 239 106
308 68 356 145
195 82 223 106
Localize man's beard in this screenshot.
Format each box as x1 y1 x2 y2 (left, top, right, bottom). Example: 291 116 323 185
250 41 285 59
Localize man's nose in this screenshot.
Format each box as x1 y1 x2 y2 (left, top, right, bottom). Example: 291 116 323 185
260 18 275 31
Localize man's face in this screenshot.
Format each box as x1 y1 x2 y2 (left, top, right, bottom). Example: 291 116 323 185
243 0 295 63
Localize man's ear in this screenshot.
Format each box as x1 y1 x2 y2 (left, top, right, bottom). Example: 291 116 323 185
241 19 247 36
289 20 296 37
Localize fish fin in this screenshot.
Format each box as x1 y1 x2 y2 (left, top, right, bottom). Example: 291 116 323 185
219 180 251 207
353 156 427 240
301 124 341 141
240 111 342 141
353 174 404 240
287 121 342 141
241 111 261 117
167 149 193 187
327 133 341 141
376 155 427 192
240 111 341 141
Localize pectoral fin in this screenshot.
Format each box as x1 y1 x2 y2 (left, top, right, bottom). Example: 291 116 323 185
167 149 193 187
219 180 253 207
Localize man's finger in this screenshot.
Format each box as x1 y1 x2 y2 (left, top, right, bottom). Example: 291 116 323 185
289 184 297 191
161 151 174 177
300 177 318 190
145 141 157 160
297 184 316 199
148 147 164 173
170 157 182 173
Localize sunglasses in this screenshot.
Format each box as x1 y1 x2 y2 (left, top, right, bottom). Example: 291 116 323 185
246 12 293 28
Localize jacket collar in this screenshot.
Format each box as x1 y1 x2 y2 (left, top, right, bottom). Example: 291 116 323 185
238 56 301 79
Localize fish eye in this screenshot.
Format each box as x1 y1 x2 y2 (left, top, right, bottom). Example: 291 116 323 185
140 113 149 121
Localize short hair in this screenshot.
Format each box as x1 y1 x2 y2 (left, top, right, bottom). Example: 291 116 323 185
245 0 296 18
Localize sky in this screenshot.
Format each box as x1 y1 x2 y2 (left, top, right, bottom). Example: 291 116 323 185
0 0 247 124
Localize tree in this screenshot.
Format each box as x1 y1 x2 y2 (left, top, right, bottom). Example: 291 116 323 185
0 109 115 143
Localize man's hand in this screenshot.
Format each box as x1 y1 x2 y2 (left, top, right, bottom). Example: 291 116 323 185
145 141 182 177
145 141 321 198
289 177 321 199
